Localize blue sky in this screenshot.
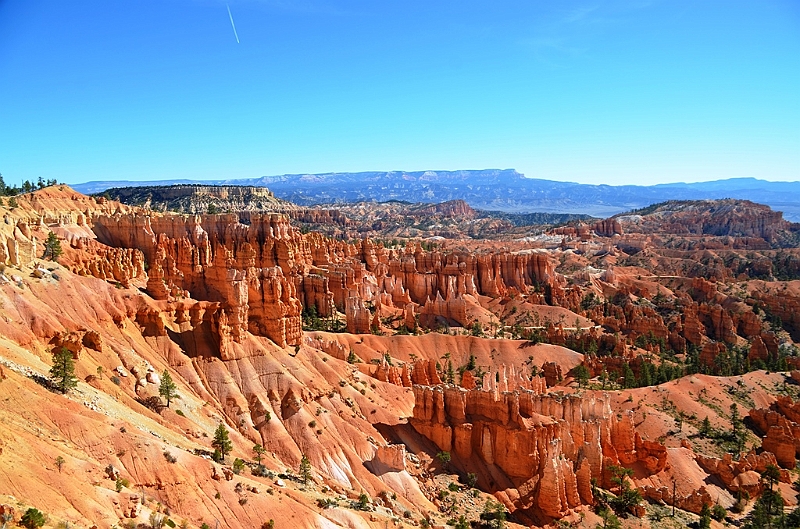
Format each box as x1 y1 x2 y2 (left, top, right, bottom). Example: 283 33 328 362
0 0 798 186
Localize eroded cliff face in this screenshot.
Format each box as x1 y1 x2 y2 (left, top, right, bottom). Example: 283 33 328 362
409 384 666 522
91 212 560 351
613 200 796 243
749 396 800 468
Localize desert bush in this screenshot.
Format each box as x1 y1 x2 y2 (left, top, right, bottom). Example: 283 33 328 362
20 509 46 529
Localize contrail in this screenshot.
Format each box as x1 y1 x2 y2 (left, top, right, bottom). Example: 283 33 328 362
227 3 240 44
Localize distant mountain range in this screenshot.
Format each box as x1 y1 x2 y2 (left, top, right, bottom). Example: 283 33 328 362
73 169 800 221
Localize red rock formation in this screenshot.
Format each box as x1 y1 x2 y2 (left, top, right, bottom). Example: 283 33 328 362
593 219 623 237
749 397 800 468
414 200 475 218
696 450 790 496
615 200 792 243
410 386 665 521
418 293 467 328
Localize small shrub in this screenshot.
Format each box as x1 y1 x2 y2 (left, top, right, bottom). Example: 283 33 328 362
354 493 371 511
448 482 460 492
261 521 275 529
20 508 46 529
163 450 177 463
308 420 317 428
317 498 338 509
175 409 185 417
711 504 727 521
111 376 121 386
232 458 245 475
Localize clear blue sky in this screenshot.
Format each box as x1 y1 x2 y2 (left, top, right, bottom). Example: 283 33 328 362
0 0 798 186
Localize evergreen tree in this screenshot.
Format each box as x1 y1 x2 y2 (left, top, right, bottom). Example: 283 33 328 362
700 416 712 437
607 465 642 514
20 508 46 529
212 423 232 462
42 231 62 261
599 368 609 390
158 369 178 408
596 506 622 529
466 353 476 371
574 364 590 388
299 453 312 484
253 444 266 465
622 363 636 388
50 347 78 393
699 503 712 529
731 403 742 435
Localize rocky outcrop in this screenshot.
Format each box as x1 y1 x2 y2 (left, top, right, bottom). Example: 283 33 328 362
410 385 665 521
418 293 467 328
102 185 293 215
593 219 622 237
696 450 790 496
615 200 793 243
749 397 800 468
66 237 145 287
414 200 475 218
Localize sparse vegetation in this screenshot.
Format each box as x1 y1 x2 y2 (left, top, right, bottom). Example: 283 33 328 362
20 508 46 529
158 370 178 408
50 347 78 393
211 423 232 462
299 454 312 484
42 231 63 261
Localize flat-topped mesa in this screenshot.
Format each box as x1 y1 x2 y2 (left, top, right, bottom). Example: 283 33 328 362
409 383 666 521
413 199 476 218
109 184 278 201
102 185 294 215
614 199 795 243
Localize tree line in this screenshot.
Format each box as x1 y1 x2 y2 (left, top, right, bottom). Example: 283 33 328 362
0 173 59 196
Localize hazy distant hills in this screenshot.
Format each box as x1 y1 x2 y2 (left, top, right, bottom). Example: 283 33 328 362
73 169 800 221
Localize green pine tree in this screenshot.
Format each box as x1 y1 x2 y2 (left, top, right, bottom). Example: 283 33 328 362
212 423 232 462
700 416 712 437
158 369 178 408
42 231 62 261
50 347 78 393
299 453 313 484
573 364 590 388
20 508 46 529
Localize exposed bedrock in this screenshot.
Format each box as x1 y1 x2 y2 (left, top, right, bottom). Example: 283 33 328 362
92 213 561 349
409 385 667 521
